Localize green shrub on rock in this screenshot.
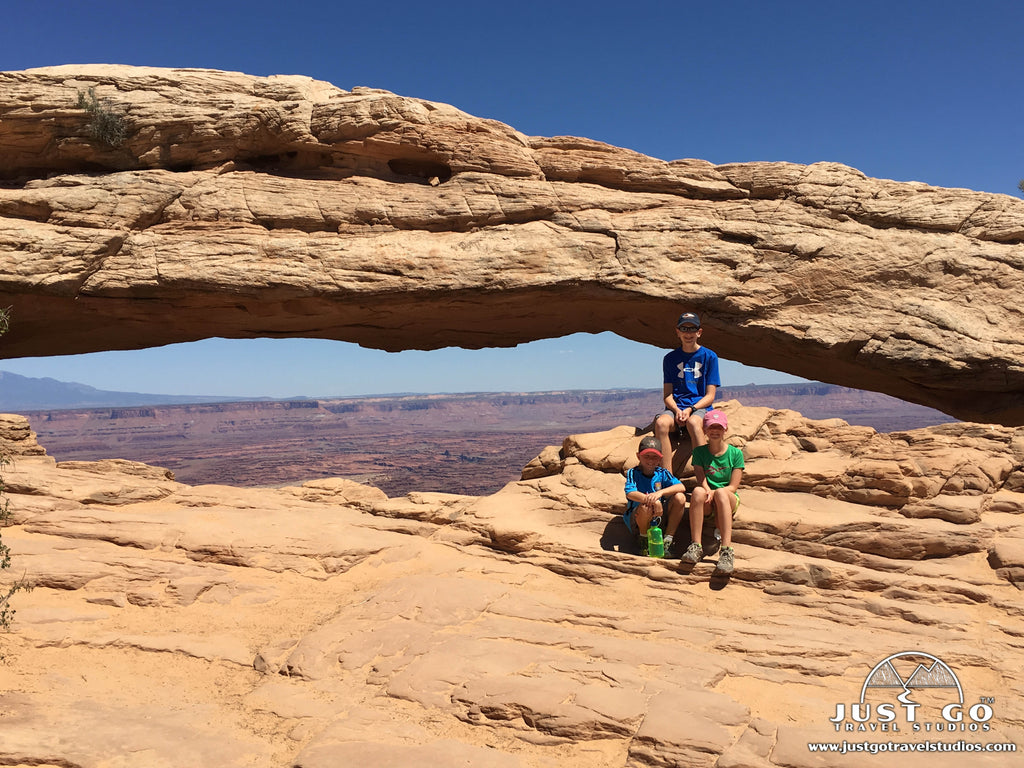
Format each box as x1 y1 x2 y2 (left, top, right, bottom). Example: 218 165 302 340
76 87 127 147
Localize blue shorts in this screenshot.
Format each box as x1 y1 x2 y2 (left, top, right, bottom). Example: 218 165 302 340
623 501 666 534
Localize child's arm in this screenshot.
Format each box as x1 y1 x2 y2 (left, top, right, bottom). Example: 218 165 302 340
691 384 717 411
624 472 641 503
694 465 710 491
658 482 687 498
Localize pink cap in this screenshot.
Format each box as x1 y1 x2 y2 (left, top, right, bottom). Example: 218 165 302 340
703 410 728 430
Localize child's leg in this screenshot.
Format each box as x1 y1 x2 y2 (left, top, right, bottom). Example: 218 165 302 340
664 494 686 539
653 413 675 471
688 486 708 544
685 411 706 447
634 501 655 536
712 488 738 548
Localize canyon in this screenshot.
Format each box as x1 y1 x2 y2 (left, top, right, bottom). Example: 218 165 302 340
13 384 954 496
1 398 1022 767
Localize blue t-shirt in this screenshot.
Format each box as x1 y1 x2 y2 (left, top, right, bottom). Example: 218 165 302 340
662 346 721 409
624 466 681 511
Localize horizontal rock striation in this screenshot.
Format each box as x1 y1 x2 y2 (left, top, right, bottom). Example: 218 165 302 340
1 405 1023 766
1 65 1023 425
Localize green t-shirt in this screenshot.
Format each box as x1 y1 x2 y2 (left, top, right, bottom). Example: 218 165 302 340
691 443 745 489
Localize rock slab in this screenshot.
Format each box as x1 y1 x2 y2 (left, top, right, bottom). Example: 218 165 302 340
2 405 1023 767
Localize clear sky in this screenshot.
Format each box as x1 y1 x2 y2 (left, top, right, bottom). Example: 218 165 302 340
2 1 1022 398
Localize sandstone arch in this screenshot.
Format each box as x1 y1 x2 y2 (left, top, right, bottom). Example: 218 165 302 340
1 65 1022 424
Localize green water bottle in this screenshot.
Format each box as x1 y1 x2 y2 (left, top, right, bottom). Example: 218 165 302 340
647 526 665 558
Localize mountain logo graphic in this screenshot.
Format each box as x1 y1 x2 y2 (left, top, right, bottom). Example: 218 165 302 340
860 651 962 704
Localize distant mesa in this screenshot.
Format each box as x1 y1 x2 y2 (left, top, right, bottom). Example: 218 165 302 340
0 370 250 411
1 65 1022 424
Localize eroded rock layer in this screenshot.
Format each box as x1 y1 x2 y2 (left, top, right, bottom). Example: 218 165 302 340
2 407 1023 766
1 65 1023 424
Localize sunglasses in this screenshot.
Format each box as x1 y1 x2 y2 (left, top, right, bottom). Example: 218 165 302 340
678 326 700 333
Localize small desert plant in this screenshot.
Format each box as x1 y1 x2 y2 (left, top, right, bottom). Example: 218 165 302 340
0 457 17 631
76 87 127 147
0 307 29 631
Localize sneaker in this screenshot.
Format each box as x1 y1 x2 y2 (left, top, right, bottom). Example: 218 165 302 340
681 542 703 563
715 547 735 575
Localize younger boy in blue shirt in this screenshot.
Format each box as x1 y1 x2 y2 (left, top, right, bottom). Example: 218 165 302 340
623 436 687 554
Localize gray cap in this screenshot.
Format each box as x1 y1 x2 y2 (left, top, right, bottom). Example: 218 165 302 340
638 436 663 456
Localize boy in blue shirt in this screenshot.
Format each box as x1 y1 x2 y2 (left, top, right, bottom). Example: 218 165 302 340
623 436 687 555
653 312 721 472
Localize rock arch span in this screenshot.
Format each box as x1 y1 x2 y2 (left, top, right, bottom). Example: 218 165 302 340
1 65 1022 424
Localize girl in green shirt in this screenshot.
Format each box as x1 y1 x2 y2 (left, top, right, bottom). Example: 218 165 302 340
680 410 744 574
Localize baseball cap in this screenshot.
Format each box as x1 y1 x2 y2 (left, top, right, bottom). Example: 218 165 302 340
637 436 663 457
703 410 728 430
676 312 701 328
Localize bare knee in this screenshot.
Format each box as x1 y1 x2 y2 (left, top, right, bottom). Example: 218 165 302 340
634 505 654 533
713 488 734 509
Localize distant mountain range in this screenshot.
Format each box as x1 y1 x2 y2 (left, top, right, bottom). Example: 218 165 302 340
2 369 957 431
0 370 256 410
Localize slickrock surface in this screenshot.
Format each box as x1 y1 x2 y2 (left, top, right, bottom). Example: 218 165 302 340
2 405 1023 767
2 65 1023 424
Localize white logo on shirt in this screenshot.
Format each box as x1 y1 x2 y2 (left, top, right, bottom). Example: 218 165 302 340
677 360 703 380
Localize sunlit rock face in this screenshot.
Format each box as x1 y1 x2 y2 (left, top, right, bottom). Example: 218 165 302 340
2 403 1024 766
1 64 1023 425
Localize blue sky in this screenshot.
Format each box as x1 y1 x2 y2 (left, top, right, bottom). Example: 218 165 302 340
2 1 1022 398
